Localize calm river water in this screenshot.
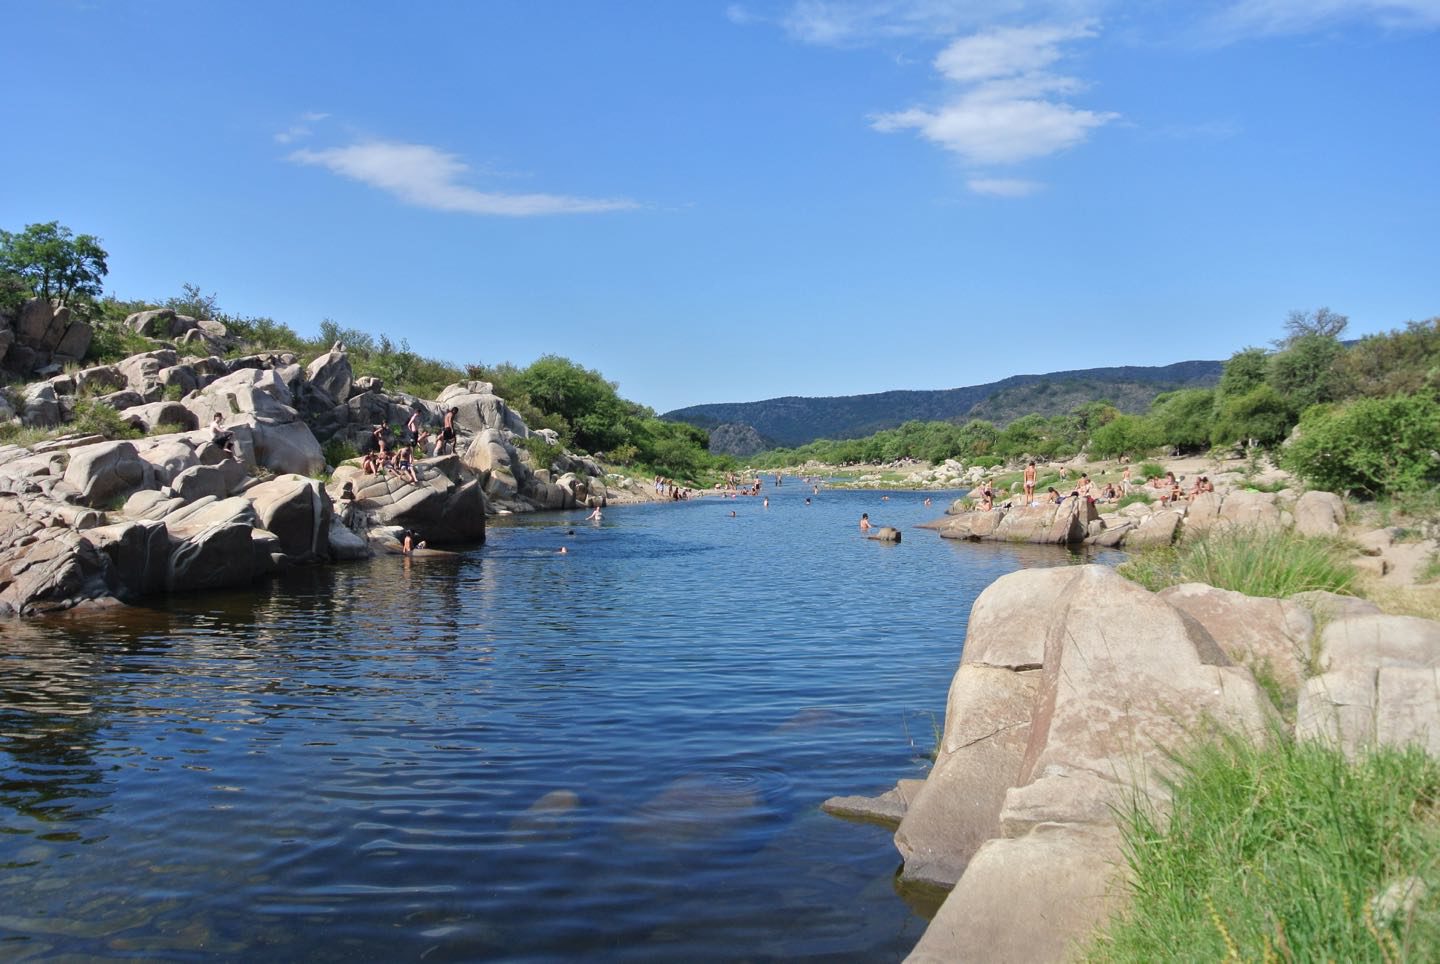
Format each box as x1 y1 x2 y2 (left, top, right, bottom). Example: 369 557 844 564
1 485 1106 961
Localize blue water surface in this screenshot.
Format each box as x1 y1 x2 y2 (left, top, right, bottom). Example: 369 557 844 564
0 485 1107 961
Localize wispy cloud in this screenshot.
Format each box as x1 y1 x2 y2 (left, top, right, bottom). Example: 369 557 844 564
274 111 330 145
967 176 1044 196
1207 0 1440 38
287 140 638 217
777 0 1105 46
873 22 1117 172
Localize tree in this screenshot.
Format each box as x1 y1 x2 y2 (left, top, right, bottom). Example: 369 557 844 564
1088 414 1159 459
1333 318 1440 399
1276 306 1348 348
165 283 220 320
1148 389 1215 453
1267 332 1343 416
0 221 109 304
1215 347 1269 403
1212 384 1293 449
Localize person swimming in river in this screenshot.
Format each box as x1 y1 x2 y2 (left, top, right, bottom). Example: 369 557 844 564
585 505 602 521
859 513 871 532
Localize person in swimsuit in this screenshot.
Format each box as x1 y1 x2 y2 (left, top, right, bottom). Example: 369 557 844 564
1024 461 1037 501
211 413 236 458
436 407 459 456
859 513 871 532
406 406 423 447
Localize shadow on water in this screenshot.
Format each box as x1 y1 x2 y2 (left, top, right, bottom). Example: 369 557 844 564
0 486 1118 959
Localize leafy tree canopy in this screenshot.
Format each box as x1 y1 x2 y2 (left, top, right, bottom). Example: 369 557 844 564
0 221 109 305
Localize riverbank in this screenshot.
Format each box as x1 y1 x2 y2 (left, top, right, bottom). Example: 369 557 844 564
817 463 1440 959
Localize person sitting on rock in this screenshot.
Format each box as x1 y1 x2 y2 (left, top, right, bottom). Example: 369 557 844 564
211 412 236 459
1047 486 1062 505
393 445 420 485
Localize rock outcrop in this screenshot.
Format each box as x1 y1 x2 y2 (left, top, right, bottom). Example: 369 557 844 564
826 558 1440 961
0 335 619 616
830 566 1278 962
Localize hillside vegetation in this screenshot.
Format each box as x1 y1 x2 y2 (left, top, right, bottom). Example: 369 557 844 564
664 360 1222 450
0 223 735 485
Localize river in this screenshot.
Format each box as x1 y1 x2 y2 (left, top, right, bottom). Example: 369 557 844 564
1 484 1107 961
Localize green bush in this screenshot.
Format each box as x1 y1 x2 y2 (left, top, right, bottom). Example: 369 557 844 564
86 319 156 364
1089 731 1440 962
1118 527 1356 598
322 437 360 467
1282 393 1440 497
1114 490 1153 510
517 434 564 474
1137 461 1165 480
1088 414 1158 459
70 400 141 440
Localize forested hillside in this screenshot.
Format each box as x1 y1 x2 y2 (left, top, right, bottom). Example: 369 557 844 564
664 361 1222 451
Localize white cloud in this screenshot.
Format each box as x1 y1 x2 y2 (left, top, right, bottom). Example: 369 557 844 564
779 0 1104 45
873 23 1117 167
287 140 638 217
967 176 1044 196
933 22 1093 81
274 111 330 145
1209 0 1440 36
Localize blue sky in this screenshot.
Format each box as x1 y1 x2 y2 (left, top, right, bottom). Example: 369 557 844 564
3 1 1437 413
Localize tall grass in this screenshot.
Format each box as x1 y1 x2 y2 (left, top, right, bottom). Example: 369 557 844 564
1119 527 1357 598
1088 731 1440 962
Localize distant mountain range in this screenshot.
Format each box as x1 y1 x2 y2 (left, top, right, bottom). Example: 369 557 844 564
663 360 1224 455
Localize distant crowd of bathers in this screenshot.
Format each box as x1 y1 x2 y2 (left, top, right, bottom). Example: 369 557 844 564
654 476 694 500
359 404 461 482
969 461 1218 512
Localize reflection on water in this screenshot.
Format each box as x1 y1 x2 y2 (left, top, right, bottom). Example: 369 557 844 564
0 488 1113 960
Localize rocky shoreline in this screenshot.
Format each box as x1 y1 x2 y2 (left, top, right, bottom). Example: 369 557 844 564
819 479 1440 961
0 302 674 617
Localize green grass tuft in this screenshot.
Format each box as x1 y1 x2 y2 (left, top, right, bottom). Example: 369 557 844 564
1088 731 1440 962
1119 526 1356 599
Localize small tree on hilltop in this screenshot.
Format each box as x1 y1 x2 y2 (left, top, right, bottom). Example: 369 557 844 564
1276 306 1348 348
0 221 109 305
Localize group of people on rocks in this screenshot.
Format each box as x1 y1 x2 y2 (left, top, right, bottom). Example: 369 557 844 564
358 405 463 482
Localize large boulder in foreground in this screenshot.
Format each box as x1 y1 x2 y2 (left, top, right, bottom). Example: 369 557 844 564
1158 583 1315 694
881 566 1275 962
1297 613 1440 759
244 475 332 560
61 440 156 508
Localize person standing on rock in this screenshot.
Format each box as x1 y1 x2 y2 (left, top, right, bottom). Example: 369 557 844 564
436 407 458 456
406 406 423 447
1024 461 1037 501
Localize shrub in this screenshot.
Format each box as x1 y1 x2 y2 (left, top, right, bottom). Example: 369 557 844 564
517 434 563 473
1088 731 1440 962
1114 490 1153 510
1088 414 1159 459
1138 461 1165 480
322 437 360 467
86 319 156 364
70 400 141 440
1119 527 1356 598
1282 393 1440 497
